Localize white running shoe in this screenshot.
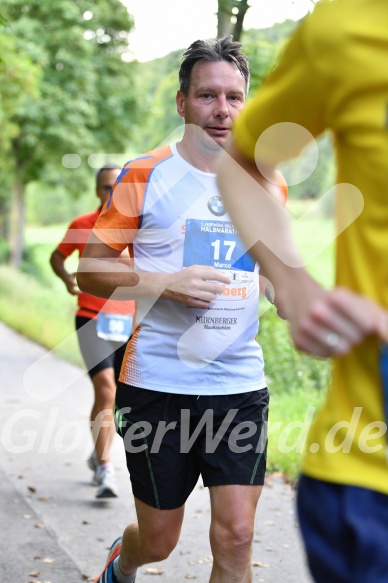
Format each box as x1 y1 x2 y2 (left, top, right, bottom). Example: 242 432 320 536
94 465 118 498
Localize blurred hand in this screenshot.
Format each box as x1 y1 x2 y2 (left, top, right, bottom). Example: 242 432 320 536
287 286 388 357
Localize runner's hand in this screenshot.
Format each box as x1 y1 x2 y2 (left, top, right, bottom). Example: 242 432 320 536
163 265 231 308
288 287 388 357
66 272 80 296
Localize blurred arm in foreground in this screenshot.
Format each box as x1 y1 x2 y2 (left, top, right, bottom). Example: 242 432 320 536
216 142 388 358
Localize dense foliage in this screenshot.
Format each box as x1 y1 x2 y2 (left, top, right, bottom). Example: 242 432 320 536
0 0 141 263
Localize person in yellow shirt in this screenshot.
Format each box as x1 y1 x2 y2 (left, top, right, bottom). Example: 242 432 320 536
216 1 388 581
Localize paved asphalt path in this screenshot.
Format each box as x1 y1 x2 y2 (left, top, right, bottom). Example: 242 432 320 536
0 322 313 583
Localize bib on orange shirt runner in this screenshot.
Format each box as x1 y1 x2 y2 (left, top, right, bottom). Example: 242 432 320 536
96 313 133 342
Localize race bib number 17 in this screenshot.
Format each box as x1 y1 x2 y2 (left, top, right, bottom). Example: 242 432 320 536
183 219 255 277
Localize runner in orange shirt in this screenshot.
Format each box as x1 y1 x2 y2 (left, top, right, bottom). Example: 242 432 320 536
50 163 135 498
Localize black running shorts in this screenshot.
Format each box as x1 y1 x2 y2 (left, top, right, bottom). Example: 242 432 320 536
115 384 269 509
75 316 128 383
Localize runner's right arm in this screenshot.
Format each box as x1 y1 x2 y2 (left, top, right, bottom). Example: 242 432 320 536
77 233 231 310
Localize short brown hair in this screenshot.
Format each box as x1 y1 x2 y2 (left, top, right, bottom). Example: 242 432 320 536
179 36 250 95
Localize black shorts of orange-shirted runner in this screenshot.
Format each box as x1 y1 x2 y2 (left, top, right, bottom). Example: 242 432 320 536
75 315 128 382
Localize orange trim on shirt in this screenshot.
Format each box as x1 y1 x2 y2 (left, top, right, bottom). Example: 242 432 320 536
275 170 288 203
93 145 174 251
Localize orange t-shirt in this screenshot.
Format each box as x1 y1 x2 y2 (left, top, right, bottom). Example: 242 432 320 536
56 208 135 318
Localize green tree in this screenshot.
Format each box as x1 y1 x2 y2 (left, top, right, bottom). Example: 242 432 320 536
0 9 8 28
129 49 182 152
0 31 40 246
242 31 281 94
1 0 139 266
140 71 183 150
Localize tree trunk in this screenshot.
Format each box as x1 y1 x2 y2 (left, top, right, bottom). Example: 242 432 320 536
9 172 25 267
217 0 251 41
0 197 9 241
217 0 234 38
233 0 250 41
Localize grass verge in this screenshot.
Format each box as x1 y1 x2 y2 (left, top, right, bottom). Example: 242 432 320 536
0 265 83 367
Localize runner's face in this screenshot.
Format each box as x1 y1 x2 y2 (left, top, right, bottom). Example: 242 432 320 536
96 168 121 206
176 60 246 149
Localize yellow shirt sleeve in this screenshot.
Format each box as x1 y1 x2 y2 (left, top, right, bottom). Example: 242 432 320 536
233 13 328 166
